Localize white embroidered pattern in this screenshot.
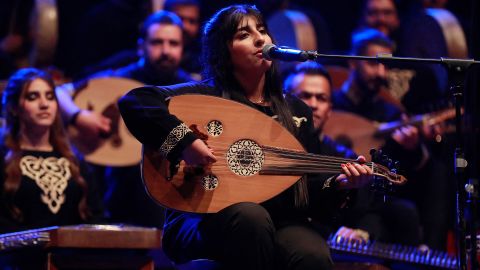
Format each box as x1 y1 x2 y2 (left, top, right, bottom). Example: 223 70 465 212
292 116 307 128
159 123 192 157
322 176 336 189
20 155 71 214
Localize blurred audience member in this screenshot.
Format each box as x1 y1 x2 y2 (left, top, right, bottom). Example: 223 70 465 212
332 29 451 250
164 0 202 76
285 61 421 246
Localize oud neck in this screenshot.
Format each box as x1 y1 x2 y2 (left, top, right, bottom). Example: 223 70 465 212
260 145 361 174
376 115 425 136
376 108 456 136
260 146 406 185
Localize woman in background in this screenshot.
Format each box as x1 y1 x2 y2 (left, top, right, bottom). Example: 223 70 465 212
0 68 103 233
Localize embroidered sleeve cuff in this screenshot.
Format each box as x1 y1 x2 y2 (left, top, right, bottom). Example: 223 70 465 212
158 123 193 158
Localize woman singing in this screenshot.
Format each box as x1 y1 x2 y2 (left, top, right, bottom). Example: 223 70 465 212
119 5 372 270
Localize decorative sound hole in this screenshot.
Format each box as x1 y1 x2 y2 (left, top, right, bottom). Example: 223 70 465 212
227 139 264 176
206 120 223 137
202 174 219 190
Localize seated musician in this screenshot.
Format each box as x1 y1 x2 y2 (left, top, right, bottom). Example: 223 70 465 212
0 68 104 233
284 61 421 246
118 5 374 270
333 29 450 250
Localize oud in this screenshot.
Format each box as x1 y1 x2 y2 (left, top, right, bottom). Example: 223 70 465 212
142 95 406 213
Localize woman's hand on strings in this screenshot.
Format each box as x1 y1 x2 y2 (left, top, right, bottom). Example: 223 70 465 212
182 139 217 166
335 155 373 189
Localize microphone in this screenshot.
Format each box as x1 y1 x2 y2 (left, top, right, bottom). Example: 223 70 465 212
262 44 316 62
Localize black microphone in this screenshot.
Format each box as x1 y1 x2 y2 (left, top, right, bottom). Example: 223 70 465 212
262 44 316 62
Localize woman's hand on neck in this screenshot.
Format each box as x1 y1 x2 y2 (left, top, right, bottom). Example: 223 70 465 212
19 125 53 151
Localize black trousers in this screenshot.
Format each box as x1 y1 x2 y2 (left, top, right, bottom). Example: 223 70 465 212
163 202 333 270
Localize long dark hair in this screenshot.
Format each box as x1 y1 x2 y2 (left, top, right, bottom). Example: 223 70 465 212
1 68 90 222
201 5 307 206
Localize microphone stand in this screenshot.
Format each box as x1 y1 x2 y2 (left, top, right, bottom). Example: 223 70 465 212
305 52 479 270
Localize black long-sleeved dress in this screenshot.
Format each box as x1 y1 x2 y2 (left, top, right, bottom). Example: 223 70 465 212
118 81 347 262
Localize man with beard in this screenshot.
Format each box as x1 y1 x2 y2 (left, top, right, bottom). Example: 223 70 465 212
359 0 400 39
113 10 192 86
58 10 192 140
357 0 451 112
332 29 451 250
164 0 202 76
333 29 403 122
333 29 427 168
56 11 192 229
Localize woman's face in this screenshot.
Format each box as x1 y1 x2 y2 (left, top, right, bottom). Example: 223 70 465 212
18 78 58 130
228 16 273 75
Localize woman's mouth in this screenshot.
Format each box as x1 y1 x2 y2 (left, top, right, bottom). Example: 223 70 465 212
37 112 51 118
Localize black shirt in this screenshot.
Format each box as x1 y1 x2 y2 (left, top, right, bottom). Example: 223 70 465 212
118 81 344 232
0 149 104 233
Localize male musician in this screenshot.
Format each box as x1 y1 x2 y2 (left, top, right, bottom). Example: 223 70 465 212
165 0 200 43
358 0 450 109
115 11 191 85
164 0 202 76
360 0 400 37
332 29 450 250
284 61 421 246
58 10 192 148
56 11 193 228
334 29 426 167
